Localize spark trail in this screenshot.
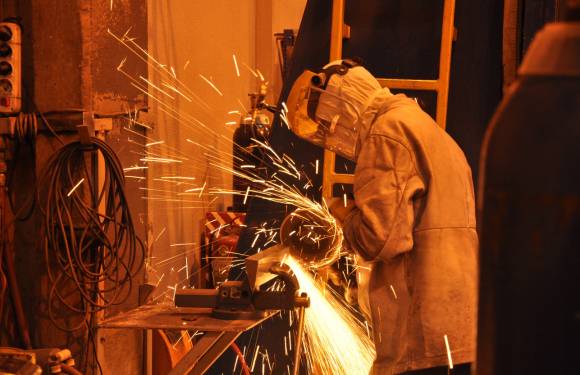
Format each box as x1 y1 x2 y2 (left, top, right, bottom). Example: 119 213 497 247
286 256 375 375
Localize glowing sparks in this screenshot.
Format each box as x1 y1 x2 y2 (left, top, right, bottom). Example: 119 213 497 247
67 178 85 197
343 193 348 207
123 165 148 172
159 176 196 181
250 345 260 372
140 157 183 164
243 186 250 205
124 175 146 180
285 256 375 375
146 140 165 147
199 74 224 96
232 54 240 77
242 62 258 78
444 334 454 369
390 284 398 299
198 181 206 198
237 99 248 113
251 233 260 248
116 56 127 71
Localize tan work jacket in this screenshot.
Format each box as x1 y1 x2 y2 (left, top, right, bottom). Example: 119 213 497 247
343 92 478 374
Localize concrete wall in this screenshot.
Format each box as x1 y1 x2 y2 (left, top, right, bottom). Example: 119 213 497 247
2 0 147 373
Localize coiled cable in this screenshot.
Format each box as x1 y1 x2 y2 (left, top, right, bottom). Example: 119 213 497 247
37 137 144 331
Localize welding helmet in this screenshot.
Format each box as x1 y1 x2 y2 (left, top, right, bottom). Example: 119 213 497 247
286 59 382 161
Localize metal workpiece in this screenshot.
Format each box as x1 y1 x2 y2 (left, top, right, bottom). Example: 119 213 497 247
174 288 219 309
280 209 341 269
244 244 290 291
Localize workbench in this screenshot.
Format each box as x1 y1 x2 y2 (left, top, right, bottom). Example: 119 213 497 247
100 304 276 375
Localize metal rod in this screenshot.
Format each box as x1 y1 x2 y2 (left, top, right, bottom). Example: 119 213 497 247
94 127 107 370
435 0 456 128
322 0 346 200
293 306 306 375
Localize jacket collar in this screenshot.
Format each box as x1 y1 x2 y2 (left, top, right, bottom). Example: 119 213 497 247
353 87 393 160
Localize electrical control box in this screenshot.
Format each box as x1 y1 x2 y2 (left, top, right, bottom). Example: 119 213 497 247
0 22 21 114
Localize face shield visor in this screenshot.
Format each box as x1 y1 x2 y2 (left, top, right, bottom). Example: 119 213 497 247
286 67 361 161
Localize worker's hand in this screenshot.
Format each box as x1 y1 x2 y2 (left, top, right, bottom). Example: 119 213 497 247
328 197 356 225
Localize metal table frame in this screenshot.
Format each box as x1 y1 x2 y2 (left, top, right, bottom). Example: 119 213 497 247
99 304 276 375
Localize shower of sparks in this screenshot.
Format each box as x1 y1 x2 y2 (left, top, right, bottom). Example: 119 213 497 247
444 334 454 369
110 30 378 374
67 178 85 197
233 54 240 77
285 256 375 375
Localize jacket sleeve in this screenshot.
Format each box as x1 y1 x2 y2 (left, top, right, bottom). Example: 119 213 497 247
342 134 424 261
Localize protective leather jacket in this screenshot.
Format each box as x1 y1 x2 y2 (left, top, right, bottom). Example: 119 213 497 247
343 90 478 374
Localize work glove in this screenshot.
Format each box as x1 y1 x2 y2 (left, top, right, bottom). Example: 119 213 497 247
328 197 356 225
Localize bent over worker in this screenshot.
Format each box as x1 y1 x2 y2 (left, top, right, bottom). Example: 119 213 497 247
286 60 478 375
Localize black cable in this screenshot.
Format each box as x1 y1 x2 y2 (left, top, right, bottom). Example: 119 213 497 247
85 319 104 375
6 113 37 221
36 109 65 146
37 137 144 331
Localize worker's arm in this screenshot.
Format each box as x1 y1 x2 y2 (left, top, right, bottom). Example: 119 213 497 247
328 197 356 225
341 134 424 261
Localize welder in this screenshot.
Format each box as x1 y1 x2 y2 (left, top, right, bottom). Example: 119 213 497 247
286 60 478 375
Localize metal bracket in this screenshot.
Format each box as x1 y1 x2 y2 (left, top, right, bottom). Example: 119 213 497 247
76 112 94 146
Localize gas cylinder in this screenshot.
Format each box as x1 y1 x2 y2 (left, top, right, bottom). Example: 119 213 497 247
477 10 580 375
